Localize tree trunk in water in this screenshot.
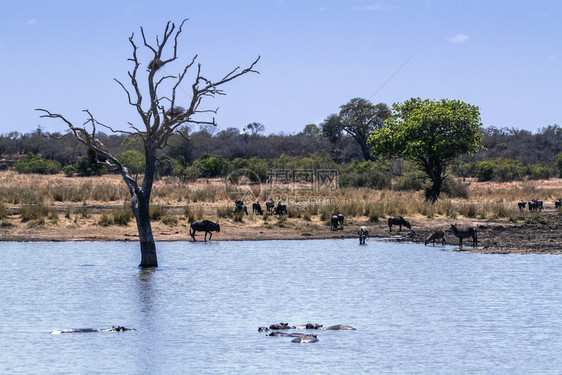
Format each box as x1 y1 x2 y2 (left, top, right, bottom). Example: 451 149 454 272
133 193 158 268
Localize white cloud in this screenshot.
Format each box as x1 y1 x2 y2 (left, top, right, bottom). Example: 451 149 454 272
353 4 395 11
447 33 469 44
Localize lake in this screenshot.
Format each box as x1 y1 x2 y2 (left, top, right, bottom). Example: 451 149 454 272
0 239 560 374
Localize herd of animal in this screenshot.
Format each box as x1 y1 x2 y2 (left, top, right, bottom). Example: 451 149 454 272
518 198 562 211
189 198 561 245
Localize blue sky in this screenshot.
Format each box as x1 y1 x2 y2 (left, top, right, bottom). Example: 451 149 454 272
1 0 561 136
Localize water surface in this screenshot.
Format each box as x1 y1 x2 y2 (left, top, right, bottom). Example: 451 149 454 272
0 240 560 374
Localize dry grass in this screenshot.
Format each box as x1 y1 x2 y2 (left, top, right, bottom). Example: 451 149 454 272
1 171 561 226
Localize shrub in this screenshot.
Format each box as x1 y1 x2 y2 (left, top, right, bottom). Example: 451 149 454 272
161 215 178 225
441 178 469 199
475 161 494 181
20 203 52 222
112 208 132 225
475 158 526 182
0 203 7 219
149 205 165 220
233 211 244 222
339 170 391 189
62 165 76 177
217 206 232 219
529 164 553 180
287 206 301 218
78 207 91 219
14 154 61 175
73 156 106 177
393 174 426 191
184 205 196 223
98 213 113 226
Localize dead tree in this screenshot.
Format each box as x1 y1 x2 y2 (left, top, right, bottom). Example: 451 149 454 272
37 20 259 268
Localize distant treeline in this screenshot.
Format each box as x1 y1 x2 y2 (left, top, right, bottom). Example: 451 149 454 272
1 124 562 184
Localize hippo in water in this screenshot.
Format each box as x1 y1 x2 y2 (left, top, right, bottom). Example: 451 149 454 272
324 324 356 331
51 326 135 334
291 334 319 343
269 322 295 330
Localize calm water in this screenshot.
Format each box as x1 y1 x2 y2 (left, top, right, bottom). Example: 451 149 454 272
0 239 560 374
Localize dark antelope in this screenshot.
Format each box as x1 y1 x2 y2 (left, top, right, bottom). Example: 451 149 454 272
358 226 368 244
424 230 446 246
190 220 220 242
517 200 526 210
388 216 415 234
555 199 561 210
450 224 477 247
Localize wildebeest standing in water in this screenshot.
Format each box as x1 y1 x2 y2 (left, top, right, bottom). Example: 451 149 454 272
190 220 220 242
358 226 368 244
388 216 414 234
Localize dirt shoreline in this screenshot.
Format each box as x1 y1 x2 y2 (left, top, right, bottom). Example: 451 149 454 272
1 212 560 254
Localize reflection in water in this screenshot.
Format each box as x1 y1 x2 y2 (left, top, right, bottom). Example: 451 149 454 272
136 268 157 315
134 267 159 375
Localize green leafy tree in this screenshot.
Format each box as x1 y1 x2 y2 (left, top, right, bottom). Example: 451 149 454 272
368 98 483 202
116 150 145 176
194 154 228 177
322 98 391 161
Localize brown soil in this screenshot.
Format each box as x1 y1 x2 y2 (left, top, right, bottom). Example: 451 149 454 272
1 205 560 254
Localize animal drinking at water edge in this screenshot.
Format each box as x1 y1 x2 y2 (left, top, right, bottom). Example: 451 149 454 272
388 216 415 234
424 230 446 246
358 226 368 244
449 224 477 247
190 220 220 242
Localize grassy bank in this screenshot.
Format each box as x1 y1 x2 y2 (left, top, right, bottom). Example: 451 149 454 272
1 170 561 229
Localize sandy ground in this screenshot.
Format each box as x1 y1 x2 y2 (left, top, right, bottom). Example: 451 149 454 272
1 205 560 254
